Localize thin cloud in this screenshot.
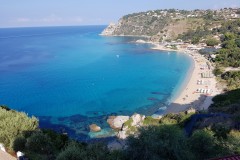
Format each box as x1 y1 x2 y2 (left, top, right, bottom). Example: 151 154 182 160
38 14 63 23
16 18 30 22
68 17 83 23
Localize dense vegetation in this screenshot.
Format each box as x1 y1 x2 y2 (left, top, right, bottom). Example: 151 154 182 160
210 88 240 121
205 38 220 46
0 105 38 150
213 20 240 67
178 26 212 44
221 71 240 90
0 105 239 160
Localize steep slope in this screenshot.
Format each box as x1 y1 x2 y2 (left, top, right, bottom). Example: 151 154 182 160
101 8 240 42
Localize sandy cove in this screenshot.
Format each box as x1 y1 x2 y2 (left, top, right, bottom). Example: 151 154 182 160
151 43 222 115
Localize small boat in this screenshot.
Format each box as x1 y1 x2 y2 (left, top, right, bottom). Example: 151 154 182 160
116 54 120 58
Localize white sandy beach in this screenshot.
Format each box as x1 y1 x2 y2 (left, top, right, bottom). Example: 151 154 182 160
152 43 222 115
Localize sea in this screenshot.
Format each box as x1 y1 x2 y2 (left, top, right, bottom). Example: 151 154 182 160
0 26 193 140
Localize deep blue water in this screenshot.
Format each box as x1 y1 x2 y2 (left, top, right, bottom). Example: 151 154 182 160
0 26 192 140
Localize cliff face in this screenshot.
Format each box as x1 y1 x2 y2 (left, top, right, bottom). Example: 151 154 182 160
101 11 170 37
100 23 117 36
101 10 199 41
101 14 194 41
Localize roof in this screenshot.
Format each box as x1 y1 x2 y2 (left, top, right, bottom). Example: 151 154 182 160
209 155 240 160
0 150 17 160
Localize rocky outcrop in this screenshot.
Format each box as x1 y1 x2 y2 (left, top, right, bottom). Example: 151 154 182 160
116 113 145 139
107 116 130 130
100 23 117 36
101 14 166 37
89 124 101 132
117 130 128 139
131 113 145 126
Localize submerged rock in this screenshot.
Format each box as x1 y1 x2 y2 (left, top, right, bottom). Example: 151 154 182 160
88 128 116 138
89 124 101 132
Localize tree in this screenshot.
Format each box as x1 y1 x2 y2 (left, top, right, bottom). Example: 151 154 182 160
212 124 230 139
56 142 114 160
42 129 68 151
226 130 240 154
191 36 200 44
235 39 240 48
126 125 192 160
13 136 26 152
0 107 38 150
188 129 218 160
206 38 219 46
223 32 235 41
25 131 54 155
204 11 214 20
56 142 87 160
213 67 223 76
222 40 237 49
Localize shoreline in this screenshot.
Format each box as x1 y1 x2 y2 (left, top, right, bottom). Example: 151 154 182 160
151 43 221 116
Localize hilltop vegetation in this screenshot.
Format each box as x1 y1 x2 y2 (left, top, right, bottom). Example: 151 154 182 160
102 8 240 42
215 20 240 67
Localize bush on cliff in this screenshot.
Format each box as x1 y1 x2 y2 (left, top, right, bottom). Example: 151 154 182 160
126 125 192 160
0 106 38 150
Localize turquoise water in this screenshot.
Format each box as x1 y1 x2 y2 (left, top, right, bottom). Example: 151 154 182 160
0 26 192 140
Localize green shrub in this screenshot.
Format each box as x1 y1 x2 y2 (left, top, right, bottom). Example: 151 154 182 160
206 38 219 46
143 116 160 125
56 142 86 160
126 125 192 160
13 136 26 152
0 107 38 150
26 131 53 154
42 129 68 150
188 129 218 160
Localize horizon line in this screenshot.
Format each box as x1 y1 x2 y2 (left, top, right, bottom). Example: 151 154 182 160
0 24 108 29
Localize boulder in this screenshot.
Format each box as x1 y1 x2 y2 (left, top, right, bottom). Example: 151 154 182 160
107 116 116 129
122 122 129 131
107 116 129 129
89 124 101 132
117 130 127 139
185 108 196 114
136 39 146 43
131 113 145 126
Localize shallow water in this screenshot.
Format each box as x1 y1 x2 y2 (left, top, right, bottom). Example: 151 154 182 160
0 26 192 140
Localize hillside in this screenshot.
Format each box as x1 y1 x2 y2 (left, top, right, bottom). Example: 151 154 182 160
101 8 240 42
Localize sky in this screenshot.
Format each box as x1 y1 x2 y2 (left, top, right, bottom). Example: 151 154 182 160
0 0 239 28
